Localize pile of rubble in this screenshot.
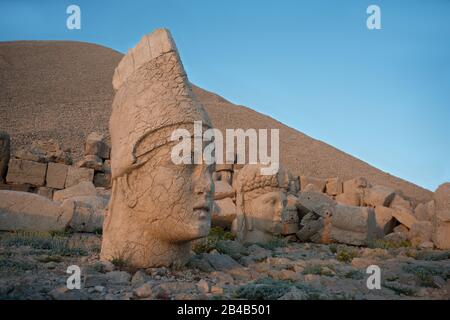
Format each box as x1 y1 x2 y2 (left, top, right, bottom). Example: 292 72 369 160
0 131 111 233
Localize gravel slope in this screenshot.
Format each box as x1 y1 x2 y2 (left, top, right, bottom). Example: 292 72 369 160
0 41 432 203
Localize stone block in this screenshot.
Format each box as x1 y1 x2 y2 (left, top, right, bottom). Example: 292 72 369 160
325 177 343 196
46 162 68 189
6 158 47 186
65 166 94 188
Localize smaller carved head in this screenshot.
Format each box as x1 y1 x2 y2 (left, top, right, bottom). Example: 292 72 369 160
235 164 300 243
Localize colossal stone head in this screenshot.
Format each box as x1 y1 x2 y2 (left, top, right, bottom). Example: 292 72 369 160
100 29 214 268
234 164 300 244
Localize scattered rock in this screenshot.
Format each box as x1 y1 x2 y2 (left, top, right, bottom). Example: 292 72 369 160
85 132 110 159
6 158 47 186
77 155 103 171
53 181 97 202
46 162 69 189
65 166 94 188
300 176 326 193
363 185 396 207
325 177 343 196
212 198 236 229
214 181 234 200
133 283 153 298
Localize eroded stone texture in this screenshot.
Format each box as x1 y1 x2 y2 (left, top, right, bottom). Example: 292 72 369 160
6 158 47 186
212 198 236 229
46 162 68 189
65 166 94 188
234 164 300 244
432 183 450 249
101 29 214 268
0 190 72 232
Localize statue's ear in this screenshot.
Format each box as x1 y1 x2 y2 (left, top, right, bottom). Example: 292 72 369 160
119 175 138 208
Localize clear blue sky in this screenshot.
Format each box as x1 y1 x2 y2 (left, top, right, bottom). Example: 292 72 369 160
1 0 449 191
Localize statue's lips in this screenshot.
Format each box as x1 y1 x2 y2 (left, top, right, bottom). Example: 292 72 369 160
193 202 210 219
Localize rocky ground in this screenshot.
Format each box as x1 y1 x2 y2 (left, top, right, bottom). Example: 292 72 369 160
1 228 449 300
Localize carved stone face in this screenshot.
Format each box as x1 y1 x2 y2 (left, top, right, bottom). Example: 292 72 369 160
125 143 214 242
242 190 299 243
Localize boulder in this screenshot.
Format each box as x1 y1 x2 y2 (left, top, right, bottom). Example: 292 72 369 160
434 183 450 221
65 166 94 188
373 206 396 236
343 177 369 193
432 183 450 249
0 183 31 192
362 185 396 207
46 162 69 189
102 160 111 173
330 205 378 246
212 198 236 228
0 190 72 232
85 132 110 159
391 207 417 229
296 191 336 218
300 176 326 193
408 221 432 247
0 132 10 181
214 180 234 200
389 194 412 211
414 201 434 222
336 177 369 207
64 196 107 232
93 172 111 188
15 140 72 165
77 155 103 171
325 177 343 196
6 158 47 186
335 191 361 206
37 187 54 200
53 181 97 202
303 183 323 193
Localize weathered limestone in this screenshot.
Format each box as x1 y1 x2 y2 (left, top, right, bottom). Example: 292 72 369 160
235 164 299 244
0 190 72 232
330 205 378 246
64 196 107 232
85 132 110 159
37 186 54 200
65 166 94 188
214 181 235 200
414 201 434 222
374 206 396 236
389 193 413 211
325 177 343 196
362 185 396 207
391 207 417 229
300 176 326 193
77 155 103 171
408 221 432 247
101 29 214 268
0 132 10 181
296 191 336 218
53 181 97 202
46 162 69 189
336 177 369 206
212 198 237 229
15 140 72 165
6 158 47 186
432 183 450 249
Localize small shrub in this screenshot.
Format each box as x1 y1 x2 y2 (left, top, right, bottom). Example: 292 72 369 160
234 278 291 300
415 250 450 261
259 236 288 250
383 281 416 296
110 257 127 269
0 231 86 256
368 239 412 250
303 264 335 276
335 246 359 263
344 270 364 280
192 227 235 254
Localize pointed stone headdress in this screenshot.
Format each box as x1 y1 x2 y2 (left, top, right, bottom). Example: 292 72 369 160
110 28 212 180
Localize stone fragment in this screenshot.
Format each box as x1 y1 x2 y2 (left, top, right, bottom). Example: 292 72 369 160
212 198 236 229
64 195 107 232
214 180 234 200
15 140 71 165
131 270 151 286
46 162 68 189
330 205 378 246
296 191 336 217
434 183 450 221
102 160 111 173
362 185 396 207
391 207 417 229
37 186 54 199
53 181 97 202
77 155 103 171
133 283 153 298
93 172 111 188
6 158 47 186
432 217 450 250
0 132 10 181
335 191 361 206
65 166 94 188
303 183 323 193
408 221 432 247
0 183 32 192
390 194 412 211
414 201 434 222
374 206 397 236
85 132 110 159
300 176 326 192
343 177 369 193
0 191 72 232
325 177 343 196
